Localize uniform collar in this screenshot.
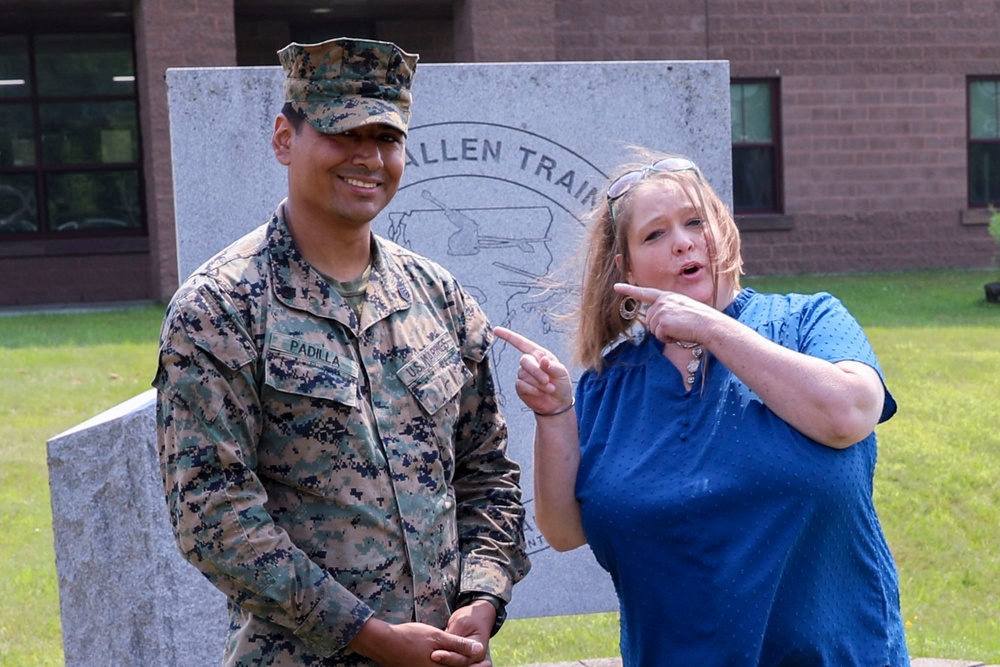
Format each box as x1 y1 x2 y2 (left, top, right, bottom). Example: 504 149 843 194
267 202 412 330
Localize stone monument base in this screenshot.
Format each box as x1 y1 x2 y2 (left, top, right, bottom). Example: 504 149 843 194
47 389 227 667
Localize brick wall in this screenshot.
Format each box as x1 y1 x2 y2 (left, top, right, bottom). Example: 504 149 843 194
135 0 236 303
378 20 454 63
707 0 999 274
8 1 998 308
2 253 149 306
455 0 557 62
712 0 1000 78
0 0 237 308
739 210 994 276
554 0 707 62
215 0 1000 279
505 0 997 274
778 72 968 215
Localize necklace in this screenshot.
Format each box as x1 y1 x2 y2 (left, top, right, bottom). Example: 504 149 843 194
675 340 704 386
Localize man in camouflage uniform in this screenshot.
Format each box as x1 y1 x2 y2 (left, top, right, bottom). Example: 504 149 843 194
153 37 530 666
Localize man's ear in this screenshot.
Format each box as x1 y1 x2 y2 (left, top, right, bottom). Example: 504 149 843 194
272 115 293 166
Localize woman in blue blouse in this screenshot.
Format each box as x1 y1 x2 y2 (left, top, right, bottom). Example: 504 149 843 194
494 151 908 666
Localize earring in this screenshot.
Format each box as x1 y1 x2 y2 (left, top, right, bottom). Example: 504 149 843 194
619 296 641 320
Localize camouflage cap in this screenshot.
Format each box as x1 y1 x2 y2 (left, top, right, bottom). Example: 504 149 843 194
278 37 418 136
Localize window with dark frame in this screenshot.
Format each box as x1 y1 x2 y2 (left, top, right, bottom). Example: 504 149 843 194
968 76 1000 208
730 79 781 215
0 32 144 238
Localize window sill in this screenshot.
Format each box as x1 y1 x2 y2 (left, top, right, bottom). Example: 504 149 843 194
960 209 992 226
0 235 149 259
735 214 794 232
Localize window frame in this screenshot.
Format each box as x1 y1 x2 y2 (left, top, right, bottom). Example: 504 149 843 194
967 75 1000 209
0 28 146 245
730 77 784 217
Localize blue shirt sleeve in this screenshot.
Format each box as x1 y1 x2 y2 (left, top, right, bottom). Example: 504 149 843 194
750 291 897 424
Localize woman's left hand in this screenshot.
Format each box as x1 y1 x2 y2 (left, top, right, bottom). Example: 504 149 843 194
614 282 720 345
614 283 885 449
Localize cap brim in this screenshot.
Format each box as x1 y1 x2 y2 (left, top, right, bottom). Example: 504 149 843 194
301 98 409 137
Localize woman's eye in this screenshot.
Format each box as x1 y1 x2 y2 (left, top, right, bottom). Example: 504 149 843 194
644 230 663 242
687 218 703 227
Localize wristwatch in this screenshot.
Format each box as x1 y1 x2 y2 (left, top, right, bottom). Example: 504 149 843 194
457 592 507 637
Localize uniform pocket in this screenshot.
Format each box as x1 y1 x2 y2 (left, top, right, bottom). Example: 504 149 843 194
396 333 471 415
263 332 359 407
258 333 363 496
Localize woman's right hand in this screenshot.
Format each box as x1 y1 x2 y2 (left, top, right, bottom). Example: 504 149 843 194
493 326 574 417
494 326 586 552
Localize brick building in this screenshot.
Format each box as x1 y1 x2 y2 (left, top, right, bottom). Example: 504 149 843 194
1 0 997 307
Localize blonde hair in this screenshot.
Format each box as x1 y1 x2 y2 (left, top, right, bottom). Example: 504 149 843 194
571 149 743 371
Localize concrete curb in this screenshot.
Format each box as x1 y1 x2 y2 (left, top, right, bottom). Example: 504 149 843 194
911 660 999 667
512 659 999 667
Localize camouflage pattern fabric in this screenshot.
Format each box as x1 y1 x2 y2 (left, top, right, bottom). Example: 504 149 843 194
279 37 418 137
153 202 529 666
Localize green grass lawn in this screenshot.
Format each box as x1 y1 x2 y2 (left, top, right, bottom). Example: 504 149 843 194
0 304 167 666
1 269 998 666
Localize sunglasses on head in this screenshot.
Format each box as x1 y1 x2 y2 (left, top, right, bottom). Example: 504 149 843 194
606 157 700 225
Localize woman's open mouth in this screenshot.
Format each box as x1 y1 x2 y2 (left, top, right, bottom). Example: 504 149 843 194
681 263 701 276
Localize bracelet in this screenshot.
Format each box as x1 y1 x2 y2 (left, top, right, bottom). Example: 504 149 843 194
533 398 575 417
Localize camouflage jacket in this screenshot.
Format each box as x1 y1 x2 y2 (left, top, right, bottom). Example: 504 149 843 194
153 203 529 666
